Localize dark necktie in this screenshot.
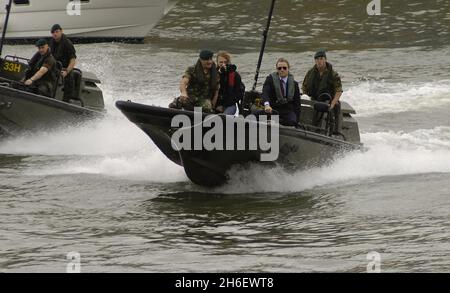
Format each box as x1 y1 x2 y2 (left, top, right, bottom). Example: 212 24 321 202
280 79 286 97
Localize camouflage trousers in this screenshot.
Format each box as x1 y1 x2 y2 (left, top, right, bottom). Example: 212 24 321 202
168 96 213 113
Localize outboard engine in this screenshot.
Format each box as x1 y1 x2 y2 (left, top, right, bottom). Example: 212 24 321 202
77 71 105 111
71 69 83 105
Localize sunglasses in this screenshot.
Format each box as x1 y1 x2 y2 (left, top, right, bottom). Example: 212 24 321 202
277 66 288 70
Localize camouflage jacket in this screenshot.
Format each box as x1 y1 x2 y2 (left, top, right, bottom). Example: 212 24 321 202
183 59 219 104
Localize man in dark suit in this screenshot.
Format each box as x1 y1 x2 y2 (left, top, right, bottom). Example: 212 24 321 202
261 58 301 126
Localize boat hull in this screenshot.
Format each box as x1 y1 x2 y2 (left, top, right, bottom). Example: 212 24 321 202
0 0 171 43
0 85 103 135
116 101 362 186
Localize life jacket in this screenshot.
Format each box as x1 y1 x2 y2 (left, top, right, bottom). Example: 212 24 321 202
227 71 236 87
270 72 295 104
219 70 236 98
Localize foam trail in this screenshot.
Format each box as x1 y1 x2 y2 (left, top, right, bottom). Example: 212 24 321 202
23 149 187 182
345 80 450 117
3 122 449 187
0 117 147 156
220 126 450 194
0 115 187 182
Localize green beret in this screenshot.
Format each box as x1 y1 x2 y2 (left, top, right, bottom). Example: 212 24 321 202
51 24 62 33
35 38 48 47
199 49 214 60
314 49 327 59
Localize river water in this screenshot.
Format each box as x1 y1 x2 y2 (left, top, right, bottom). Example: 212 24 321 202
0 0 449 272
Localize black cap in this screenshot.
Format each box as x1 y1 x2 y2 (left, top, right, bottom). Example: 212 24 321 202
314 49 327 59
199 49 214 60
51 24 62 33
35 38 48 47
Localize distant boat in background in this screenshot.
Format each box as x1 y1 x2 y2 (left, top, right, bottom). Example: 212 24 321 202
0 0 177 43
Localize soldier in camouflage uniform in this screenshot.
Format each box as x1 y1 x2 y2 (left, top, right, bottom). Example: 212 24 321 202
169 49 219 112
302 49 343 134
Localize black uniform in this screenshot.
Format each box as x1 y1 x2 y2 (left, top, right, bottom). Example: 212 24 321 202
50 34 77 101
26 50 58 97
